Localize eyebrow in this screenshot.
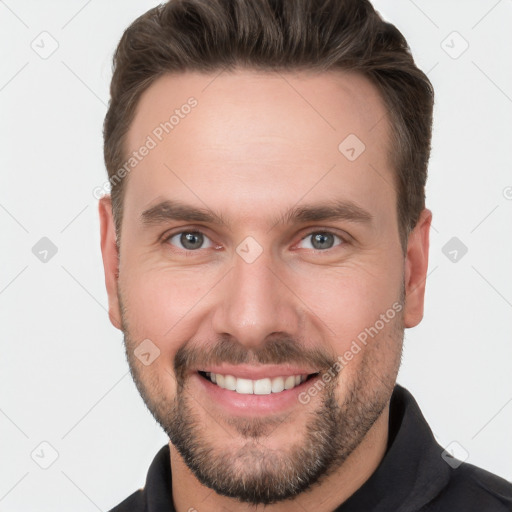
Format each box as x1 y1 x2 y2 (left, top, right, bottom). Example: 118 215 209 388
140 198 373 229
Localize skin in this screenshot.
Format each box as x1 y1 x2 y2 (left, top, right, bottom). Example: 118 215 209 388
99 69 431 511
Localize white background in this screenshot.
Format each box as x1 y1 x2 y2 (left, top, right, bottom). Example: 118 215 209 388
1 0 511 510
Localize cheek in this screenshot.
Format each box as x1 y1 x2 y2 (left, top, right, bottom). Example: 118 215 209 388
119 267 218 346
291 261 401 348
119 272 188 398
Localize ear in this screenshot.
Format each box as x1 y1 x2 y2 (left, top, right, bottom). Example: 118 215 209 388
98 196 122 330
403 208 432 328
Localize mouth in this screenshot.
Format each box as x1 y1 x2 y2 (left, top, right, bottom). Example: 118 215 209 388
198 370 320 395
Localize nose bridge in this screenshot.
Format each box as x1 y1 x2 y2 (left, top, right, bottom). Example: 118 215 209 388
211 247 297 347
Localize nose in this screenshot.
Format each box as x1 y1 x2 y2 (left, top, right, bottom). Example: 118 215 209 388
210 245 300 350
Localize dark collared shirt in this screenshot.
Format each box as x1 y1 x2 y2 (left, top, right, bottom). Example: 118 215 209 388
109 384 512 511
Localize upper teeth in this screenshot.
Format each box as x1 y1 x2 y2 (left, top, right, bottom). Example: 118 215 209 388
206 372 308 395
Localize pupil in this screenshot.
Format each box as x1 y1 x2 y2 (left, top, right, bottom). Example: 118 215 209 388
181 232 203 249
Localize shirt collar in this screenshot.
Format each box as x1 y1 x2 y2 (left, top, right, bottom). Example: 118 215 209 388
334 384 451 511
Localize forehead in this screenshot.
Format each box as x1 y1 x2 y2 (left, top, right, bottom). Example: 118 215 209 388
122 69 395 231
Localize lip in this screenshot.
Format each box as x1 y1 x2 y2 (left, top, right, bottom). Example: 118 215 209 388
192 370 321 416
195 364 319 380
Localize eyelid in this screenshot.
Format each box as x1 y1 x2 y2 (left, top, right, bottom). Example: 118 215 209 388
300 227 350 239
161 225 213 242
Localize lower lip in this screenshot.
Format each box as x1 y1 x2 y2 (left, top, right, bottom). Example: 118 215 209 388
193 372 319 416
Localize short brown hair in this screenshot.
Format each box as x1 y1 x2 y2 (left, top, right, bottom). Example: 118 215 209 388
103 0 434 254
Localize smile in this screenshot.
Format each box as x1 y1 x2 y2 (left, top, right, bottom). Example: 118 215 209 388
198 371 319 395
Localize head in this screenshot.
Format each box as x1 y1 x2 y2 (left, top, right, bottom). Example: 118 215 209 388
99 0 433 506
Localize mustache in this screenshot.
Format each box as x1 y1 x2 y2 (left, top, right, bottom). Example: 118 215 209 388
173 333 338 384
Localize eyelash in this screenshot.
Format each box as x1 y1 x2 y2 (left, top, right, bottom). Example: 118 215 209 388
161 228 348 253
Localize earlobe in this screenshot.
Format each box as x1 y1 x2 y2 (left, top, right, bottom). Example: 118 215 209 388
403 208 432 328
98 196 122 331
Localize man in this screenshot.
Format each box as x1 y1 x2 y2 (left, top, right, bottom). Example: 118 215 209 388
99 0 512 510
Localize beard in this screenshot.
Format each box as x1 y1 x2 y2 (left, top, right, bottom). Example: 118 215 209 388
119 286 405 506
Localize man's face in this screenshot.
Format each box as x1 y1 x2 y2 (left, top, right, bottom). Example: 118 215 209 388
100 70 430 505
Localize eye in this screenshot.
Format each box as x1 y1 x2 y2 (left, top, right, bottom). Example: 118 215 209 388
165 231 215 251
296 231 344 251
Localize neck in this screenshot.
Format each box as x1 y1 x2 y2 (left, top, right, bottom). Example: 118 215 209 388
170 404 390 512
